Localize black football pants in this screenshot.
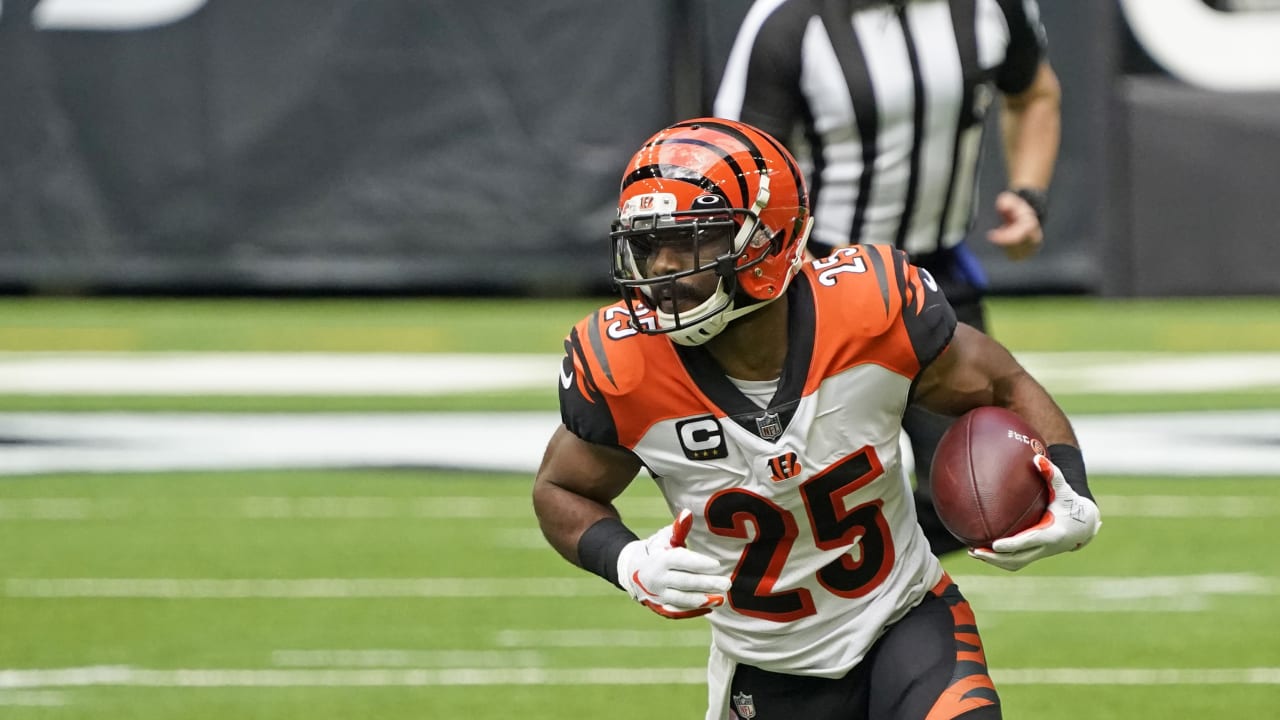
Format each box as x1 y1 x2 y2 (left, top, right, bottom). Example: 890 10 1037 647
726 575 1001 720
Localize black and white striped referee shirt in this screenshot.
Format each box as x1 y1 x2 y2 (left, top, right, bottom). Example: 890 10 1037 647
714 0 1047 258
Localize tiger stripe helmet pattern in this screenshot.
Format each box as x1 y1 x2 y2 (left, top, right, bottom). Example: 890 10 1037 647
611 118 813 346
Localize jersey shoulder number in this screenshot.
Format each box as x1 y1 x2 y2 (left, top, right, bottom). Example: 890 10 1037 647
806 244 956 376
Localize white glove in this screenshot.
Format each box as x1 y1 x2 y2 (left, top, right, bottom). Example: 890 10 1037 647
617 509 731 619
969 454 1101 572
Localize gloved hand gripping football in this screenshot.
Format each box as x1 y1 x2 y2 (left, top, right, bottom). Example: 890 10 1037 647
970 454 1102 572
617 509 731 619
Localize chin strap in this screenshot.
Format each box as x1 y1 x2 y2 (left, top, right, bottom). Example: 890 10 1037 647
665 220 811 347
667 299 762 346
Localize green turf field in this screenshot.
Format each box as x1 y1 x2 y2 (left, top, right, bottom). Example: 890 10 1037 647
1 296 1278 718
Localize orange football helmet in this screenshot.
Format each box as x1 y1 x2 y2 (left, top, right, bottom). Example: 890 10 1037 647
611 118 812 346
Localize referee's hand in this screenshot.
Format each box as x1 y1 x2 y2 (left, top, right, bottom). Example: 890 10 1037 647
987 191 1043 261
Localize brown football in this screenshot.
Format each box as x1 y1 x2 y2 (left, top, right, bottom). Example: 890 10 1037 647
929 406 1050 549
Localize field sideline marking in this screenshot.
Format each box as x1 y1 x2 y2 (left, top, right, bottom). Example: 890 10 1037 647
2 351 1279 394
0 353 558 396
5 574 1275 612
2 495 1277 521
1 666 1278 689
4 410 1279 477
0 496 561 521
2 577 617 598
273 645 711 666
0 690 66 706
493 630 710 648
271 650 547 668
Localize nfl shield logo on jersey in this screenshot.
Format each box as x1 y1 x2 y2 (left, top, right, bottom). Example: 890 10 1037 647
755 412 782 440
732 691 757 719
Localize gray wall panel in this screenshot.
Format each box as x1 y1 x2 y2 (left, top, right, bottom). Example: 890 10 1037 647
1125 77 1280 296
1 0 1277 297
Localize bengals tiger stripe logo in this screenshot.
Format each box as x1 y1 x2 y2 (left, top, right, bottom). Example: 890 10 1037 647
767 452 801 482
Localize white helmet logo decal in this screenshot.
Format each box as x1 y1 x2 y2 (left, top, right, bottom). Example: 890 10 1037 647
619 193 677 225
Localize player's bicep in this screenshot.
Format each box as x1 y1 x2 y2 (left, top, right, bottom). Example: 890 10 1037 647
535 424 639 506
533 425 641 563
911 324 1022 416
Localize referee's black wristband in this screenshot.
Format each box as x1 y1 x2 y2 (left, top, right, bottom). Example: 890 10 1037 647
1011 187 1049 224
1047 443 1094 503
577 517 639 590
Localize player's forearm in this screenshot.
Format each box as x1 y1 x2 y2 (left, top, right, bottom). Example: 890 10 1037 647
993 370 1098 501
532 478 625 567
994 369 1078 449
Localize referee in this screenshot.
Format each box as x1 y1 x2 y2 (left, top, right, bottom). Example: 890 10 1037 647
714 0 1062 556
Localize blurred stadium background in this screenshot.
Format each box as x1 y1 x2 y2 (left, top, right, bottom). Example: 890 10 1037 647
1 1 1278 717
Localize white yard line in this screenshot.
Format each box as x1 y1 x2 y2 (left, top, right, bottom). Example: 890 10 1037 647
4 574 1275 612
492 629 710 648
0 690 67 706
0 666 683 688
271 649 547 669
1 577 615 599
3 409 1280 476
1 351 1278 395
2 495 1277 521
1 665 1277 689
1014 352 1280 394
0 353 559 396
997 668 1280 685
0 412 561 476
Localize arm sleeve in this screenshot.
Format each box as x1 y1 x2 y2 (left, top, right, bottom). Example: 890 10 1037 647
994 0 1048 95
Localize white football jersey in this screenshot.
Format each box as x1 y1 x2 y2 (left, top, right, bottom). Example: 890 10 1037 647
560 244 955 677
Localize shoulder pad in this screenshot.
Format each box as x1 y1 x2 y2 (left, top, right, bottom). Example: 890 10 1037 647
565 302 666 398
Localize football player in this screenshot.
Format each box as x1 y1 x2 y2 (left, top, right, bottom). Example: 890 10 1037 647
532 118 1099 720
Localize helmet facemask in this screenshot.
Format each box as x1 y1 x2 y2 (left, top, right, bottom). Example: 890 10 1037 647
611 190 779 346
